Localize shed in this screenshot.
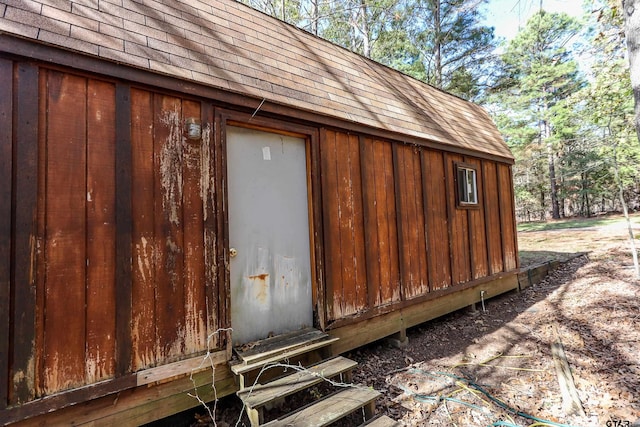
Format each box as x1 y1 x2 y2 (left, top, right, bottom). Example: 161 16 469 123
0 0 519 424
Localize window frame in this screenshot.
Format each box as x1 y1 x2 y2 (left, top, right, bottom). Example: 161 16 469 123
454 162 479 209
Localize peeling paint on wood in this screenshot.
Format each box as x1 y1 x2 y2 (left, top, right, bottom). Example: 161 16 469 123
200 122 214 222
159 107 184 226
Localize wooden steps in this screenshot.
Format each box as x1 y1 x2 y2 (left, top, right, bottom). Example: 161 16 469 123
233 328 396 426
235 328 332 365
262 387 381 427
237 356 357 410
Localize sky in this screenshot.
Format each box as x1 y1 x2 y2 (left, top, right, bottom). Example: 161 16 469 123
482 0 585 42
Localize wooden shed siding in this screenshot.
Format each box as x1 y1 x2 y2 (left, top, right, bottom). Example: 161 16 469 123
321 129 518 324
422 150 451 290
130 87 158 370
0 58 12 410
42 71 91 394
321 129 368 319
2 64 224 403
483 161 504 274
498 164 518 271
394 144 429 299
130 89 213 370
11 62 39 404
465 157 489 279
360 137 400 307
447 154 472 285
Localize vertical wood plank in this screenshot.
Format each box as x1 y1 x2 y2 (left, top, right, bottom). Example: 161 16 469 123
203 103 220 348
115 82 133 376
153 94 185 360
182 100 206 355
34 68 47 397
320 129 341 320
86 79 117 383
217 113 230 339
498 164 518 271
360 137 380 308
309 129 326 330
509 166 521 269
43 71 87 394
466 157 489 279
131 88 157 370
335 132 357 316
378 140 400 304
420 150 433 292
348 134 367 313
423 150 451 290
446 154 471 285
483 162 503 274
443 153 457 285
0 58 13 409
395 145 428 299
481 160 494 276
361 137 401 308
11 62 38 404
392 144 406 302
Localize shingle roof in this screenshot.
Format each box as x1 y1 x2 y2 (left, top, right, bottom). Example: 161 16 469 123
0 0 513 160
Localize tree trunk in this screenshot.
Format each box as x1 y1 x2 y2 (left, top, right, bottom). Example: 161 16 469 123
434 0 442 88
622 0 640 279
360 0 370 57
613 142 640 279
311 0 318 35
624 0 640 138
546 138 560 219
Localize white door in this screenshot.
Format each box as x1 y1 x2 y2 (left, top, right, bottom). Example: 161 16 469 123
226 126 313 345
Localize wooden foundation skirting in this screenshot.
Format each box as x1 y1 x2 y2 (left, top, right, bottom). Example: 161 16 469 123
327 273 519 355
517 253 587 291
6 363 237 426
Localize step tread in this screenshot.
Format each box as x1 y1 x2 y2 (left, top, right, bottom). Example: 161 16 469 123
361 415 401 426
263 387 381 427
236 328 328 364
238 356 357 409
231 337 340 376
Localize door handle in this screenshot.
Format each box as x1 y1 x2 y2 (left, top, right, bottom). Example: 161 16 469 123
229 248 238 258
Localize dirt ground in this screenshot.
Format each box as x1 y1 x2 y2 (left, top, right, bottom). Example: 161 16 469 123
191 217 640 427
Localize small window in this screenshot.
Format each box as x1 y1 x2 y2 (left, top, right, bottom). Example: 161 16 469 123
456 163 478 207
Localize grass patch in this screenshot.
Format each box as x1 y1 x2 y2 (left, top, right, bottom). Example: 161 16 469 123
517 212 640 232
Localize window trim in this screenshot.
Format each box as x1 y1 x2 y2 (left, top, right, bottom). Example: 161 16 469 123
455 162 479 209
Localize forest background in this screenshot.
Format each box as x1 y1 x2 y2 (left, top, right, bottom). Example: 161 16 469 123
240 0 640 223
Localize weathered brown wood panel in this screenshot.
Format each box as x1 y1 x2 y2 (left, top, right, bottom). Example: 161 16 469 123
131 88 157 370
208 104 223 348
422 150 451 290
86 80 117 383
394 144 428 299
0 58 13 409
498 164 518 271
320 128 340 320
483 161 504 274
466 157 489 279
130 89 219 369
42 71 88 394
446 154 471 284
154 94 186 361
321 129 367 320
115 82 133 377
360 137 400 306
182 100 207 354
11 62 39 404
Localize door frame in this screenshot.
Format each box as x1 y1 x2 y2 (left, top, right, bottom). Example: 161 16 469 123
217 108 326 335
